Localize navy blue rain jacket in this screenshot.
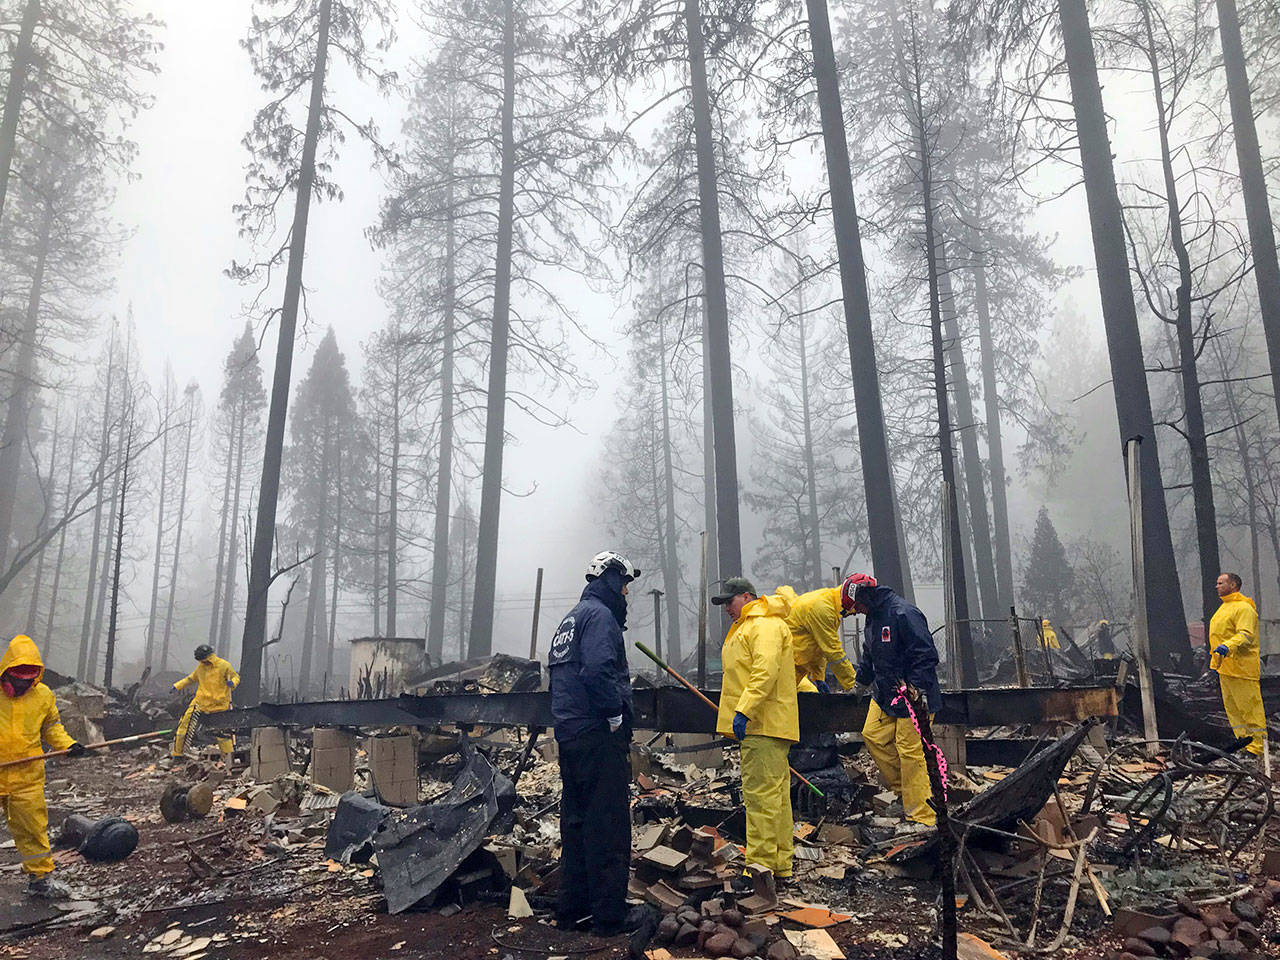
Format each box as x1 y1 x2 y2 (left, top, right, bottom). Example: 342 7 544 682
854 585 942 718
547 570 634 742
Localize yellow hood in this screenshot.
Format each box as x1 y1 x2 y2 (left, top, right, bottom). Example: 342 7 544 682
1221 592 1257 611
741 592 791 622
0 635 44 683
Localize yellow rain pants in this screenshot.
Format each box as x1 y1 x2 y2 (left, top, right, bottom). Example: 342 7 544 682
1220 674 1267 757
172 701 234 758
739 734 794 878
2 787 53 876
862 698 935 826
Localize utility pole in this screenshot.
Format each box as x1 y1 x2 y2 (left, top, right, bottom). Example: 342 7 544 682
528 567 543 660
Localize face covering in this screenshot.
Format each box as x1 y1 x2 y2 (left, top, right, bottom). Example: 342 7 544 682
1 667 39 698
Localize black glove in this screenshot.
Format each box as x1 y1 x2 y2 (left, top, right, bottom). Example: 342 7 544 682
66 742 88 758
815 680 831 694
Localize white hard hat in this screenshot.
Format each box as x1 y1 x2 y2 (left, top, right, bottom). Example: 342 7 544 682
585 550 640 582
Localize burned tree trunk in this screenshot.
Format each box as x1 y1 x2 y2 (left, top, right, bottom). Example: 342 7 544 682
657 321 684 664
0 195 52 568
103 431 132 690
805 0 911 594
161 389 195 672
77 330 117 679
970 238 1015 614
25 412 60 630
907 26 977 685
701 329 720 594
1057 0 1188 670
372 416 383 637
386 337 400 638
217 402 248 658
1216 0 1280 430
1140 1 1220 638
796 279 824 587
300 432 333 693
43 418 77 638
144 379 173 667
326 449 343 684
0 0 38 221
88 385 128 683
684 0 743 581
240 0 333 703
467 0 516 657
937 244 999 624
208 403 236 649
427 184 457 662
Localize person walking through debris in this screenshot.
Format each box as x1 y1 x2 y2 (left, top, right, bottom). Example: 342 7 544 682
713 577 799 881
846 574 942 829
0 635 86 898
171 645 239 760
775 584 858 692
547 551 647 937
1209 572 1267 758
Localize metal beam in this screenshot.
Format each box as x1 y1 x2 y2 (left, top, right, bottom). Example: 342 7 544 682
208 685 1117 734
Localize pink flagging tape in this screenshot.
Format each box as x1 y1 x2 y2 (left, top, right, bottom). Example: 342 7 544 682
891 684 949 802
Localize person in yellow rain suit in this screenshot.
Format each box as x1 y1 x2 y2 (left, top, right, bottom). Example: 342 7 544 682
172 644 239 759
1209 573 1266 758
713 577 799 880
1040 619 1061 650
845 574 942 828
0 635 86 898
776 585 858 693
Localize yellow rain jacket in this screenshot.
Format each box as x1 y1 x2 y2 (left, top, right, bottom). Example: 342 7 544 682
0 635 74 796
777 585 858 690
1210 592 1260 680
717 594 799 743
175 654 240 711
1041 620 1061 650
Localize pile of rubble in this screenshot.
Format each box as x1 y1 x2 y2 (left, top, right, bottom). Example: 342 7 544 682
1111 884 1280 960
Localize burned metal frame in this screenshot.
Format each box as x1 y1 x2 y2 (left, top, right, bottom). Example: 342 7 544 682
210 685 1118 734
1079 735 1274 859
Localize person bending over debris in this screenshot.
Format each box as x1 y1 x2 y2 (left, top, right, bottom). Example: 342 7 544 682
713 577 799 880
171 645 239 760
0 635 86 898
846 574 942 829
547 550 647 937
1210 572 1266 758
775 584 859 692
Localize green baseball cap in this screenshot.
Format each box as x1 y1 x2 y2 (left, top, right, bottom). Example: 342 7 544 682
711 576 756 606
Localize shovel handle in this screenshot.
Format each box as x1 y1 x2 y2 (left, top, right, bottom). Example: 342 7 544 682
0 728 173 769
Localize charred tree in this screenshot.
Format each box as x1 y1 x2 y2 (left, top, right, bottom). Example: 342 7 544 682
467 0 517 658
144 374 174 667
804 0 911 594
239 0 333 702
0 0 38 220
969 235 1016 614
1216 0 1280 429
160 385 197 672
1056 0 1189 669
683 0 743 582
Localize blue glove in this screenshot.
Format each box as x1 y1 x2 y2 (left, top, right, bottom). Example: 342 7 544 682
1215 644 1230 657
815 680 831 694
732 712 748 741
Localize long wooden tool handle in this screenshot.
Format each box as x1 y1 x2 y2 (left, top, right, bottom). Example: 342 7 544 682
0 728 173 770
634 641 825 798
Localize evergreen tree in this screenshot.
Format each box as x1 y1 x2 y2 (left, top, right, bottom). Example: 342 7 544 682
284 329 365 693
1022 506 1075 625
